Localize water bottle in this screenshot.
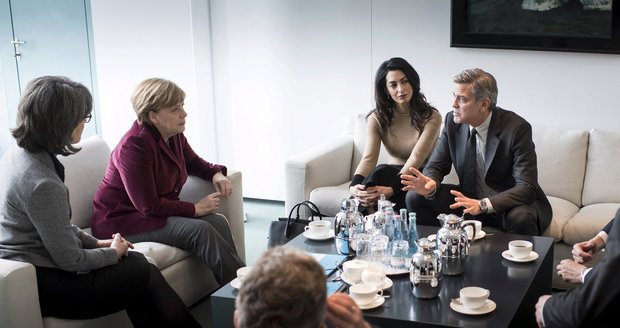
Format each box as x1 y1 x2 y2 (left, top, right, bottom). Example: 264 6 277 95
407 212 420 256
393 213 404 241
399 208 409 241
383 206 396 250
378 194 392 213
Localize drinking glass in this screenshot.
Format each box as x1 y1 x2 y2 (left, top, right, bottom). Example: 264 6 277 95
355 233 372 261
371 234 389 266
390 240 409 270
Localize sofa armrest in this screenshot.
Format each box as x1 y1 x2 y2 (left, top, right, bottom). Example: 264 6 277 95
285 135 354 215
179 170 246 262
0 259 44 328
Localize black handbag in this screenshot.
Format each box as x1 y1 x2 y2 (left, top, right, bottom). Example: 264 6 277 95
268 200 325 247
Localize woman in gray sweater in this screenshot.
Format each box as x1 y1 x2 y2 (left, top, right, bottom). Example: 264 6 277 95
0 76 199 327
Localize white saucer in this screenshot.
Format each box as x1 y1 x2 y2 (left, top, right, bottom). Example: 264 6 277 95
342 274 393 290
450 299 496 315
472 230 486 241
303 230 335 241
353 295 385 310
376 277 393 290
341 273 362 285
502 250 539 262
231 277 241 289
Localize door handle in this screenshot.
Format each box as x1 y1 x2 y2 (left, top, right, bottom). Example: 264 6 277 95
10 38 26 46
11 38 26 61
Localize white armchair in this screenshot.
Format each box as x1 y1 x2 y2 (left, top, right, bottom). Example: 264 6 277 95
0 135 246 328
285 114 390 217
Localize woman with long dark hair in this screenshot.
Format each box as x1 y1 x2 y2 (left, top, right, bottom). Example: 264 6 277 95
350 57 441 214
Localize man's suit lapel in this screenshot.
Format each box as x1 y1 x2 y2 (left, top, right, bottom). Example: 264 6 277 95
485 109 502 176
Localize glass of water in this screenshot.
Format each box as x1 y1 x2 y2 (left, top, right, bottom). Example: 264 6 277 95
371 234 390 266
355 233 372 261
390 240 409 270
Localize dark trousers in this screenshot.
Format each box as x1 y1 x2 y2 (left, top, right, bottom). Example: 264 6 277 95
35 252 200 327
126 213 245 285
360 164 406 213
405 184 540 235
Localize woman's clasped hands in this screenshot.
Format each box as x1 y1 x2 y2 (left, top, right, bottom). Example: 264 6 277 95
108 233 134 260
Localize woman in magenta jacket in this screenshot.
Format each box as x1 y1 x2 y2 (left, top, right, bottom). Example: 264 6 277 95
91 78 244 285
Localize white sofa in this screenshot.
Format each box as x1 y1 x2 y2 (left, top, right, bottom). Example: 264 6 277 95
285 113 620 288
0 135 246 328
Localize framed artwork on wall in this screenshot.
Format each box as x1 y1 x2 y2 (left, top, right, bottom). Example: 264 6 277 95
451 0 620 54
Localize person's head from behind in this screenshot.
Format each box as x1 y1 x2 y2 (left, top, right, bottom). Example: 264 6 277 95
451 68 498 126
131 78 187 140
234 246 327 328
11 76 92 156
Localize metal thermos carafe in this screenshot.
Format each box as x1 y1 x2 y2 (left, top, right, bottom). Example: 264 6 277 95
410 238 442 299
435 214 476 276
334 199 364 256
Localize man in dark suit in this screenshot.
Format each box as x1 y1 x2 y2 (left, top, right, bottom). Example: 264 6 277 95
535 208 620 327
401 68 551 235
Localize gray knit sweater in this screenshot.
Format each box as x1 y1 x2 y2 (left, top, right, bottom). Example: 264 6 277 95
0 146 117 271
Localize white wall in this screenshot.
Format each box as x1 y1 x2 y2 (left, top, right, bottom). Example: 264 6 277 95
89 0 620 201
90 0 215 157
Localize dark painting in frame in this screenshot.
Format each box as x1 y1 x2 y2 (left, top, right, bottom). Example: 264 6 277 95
451 0 620 54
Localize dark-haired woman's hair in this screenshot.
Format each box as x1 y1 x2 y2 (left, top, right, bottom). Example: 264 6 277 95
370 57 437 134
11 76 92 156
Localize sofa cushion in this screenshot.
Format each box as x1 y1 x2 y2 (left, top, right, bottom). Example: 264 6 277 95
57 136 111 229
309 182 352 217
562 203 618 245
131 242 192 270
582 130 620 206
533 127 588 207
543 196 580 242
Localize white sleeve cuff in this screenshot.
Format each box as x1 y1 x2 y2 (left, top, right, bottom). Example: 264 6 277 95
484 198 495 214
581 267 593 283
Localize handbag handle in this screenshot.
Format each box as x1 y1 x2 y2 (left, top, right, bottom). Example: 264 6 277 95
284 201 325 237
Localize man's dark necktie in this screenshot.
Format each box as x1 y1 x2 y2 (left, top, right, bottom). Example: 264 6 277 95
462 128 477 198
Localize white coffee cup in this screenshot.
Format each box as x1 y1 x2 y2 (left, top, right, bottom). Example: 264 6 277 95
361 264 386 289
236 266 253 283
304 220 331 236
342 260 367 283
459 286 490 310
508 240 533 259
462 220 482 240
349 283 383 306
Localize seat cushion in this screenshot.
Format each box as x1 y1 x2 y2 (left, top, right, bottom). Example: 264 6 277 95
582 129 620 206
562 203 619 245
543 196 580 242
57 136 111 229
131 242 192 270
309 182 351 217
533 127 588 207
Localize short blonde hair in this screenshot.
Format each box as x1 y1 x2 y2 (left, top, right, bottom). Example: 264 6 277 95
131 78 185 124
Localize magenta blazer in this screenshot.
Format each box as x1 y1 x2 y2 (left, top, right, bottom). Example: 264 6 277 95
91 121 226 238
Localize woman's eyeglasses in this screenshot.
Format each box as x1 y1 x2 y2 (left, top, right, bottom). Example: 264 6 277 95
84 114 92 123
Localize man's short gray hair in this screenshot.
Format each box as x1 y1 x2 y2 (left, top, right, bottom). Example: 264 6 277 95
453 68 498 109
235 246 327 328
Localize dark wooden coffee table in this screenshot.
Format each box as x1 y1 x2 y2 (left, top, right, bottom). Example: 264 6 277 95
210 225 553 328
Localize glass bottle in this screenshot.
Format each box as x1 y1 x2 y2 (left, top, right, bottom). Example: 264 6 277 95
383 206 396 251
399 208 409 241
407 212 420 256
